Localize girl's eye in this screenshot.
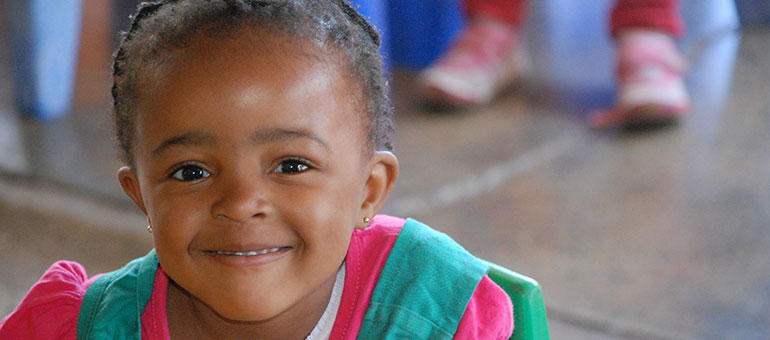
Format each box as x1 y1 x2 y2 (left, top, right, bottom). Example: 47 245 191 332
273 159 310 174
170 165 210 181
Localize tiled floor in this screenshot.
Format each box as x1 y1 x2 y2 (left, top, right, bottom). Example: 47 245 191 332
2 1 769 339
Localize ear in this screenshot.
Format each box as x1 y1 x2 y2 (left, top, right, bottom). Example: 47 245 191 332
118 166 149 216
358 151 399 228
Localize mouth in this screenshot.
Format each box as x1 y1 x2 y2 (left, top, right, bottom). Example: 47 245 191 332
202 247 290 256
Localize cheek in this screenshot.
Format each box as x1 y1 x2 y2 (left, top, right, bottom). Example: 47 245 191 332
150 196 207 283
281 183 359 248
146 191 206 249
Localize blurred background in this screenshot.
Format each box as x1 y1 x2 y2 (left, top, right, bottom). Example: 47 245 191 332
1 0 769 338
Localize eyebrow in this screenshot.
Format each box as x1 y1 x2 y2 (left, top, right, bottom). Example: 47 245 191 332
250 127 328 149
152 132 218 156
151 127 328 157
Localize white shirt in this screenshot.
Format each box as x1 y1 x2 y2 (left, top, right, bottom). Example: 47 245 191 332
305 263 346 340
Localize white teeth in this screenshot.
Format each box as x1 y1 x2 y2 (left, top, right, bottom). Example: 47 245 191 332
207 247 284 256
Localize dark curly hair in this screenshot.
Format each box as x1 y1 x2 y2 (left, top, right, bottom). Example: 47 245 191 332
112 0 394 165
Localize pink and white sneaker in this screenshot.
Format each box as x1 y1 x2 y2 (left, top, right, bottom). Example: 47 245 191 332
589 30 691 129
418 16 526 108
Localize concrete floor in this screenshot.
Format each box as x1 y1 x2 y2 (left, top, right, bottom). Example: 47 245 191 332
1 1 769 339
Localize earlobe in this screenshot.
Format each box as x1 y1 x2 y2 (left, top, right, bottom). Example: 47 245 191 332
118 166 148 215
358 151 399 228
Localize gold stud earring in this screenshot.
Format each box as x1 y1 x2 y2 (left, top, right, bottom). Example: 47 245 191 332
147 225 153 233
363 217 371 224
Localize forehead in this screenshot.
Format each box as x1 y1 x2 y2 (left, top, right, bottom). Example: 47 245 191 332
134 31 367 149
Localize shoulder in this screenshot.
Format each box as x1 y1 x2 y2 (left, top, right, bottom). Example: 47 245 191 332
0 261 98 339
456 274 515 340
349 217 511 339
331 215 407 339
347 215 406 269
353 215 405 246
367 217 514 339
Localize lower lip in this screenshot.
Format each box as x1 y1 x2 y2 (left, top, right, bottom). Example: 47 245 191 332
202 247 291 268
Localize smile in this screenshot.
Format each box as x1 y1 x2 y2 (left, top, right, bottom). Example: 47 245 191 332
203 247 288 256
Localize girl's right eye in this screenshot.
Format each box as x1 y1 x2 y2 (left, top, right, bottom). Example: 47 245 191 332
170 165 210 182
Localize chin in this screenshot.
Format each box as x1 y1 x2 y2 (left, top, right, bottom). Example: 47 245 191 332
208 297 284 322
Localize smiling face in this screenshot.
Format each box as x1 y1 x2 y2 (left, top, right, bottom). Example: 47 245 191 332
118 31 396 325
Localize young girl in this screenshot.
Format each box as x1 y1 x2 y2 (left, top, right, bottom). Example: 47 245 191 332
0 1 513 339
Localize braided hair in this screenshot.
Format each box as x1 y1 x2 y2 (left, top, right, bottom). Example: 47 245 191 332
112 0 394 165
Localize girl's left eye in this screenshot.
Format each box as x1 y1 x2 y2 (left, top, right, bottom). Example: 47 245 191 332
170 165 211 181
273 159 310 174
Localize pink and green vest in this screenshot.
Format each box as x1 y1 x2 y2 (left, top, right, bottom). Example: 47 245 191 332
76 219 488 339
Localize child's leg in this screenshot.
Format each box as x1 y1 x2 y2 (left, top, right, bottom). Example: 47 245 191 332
465 0 527 28
591 0 690 128
610 0 684 38
418 0 528 108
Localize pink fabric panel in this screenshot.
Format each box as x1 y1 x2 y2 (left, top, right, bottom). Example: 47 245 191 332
329 214 405 340
454 275 514 339
141 267 170 340
0 261 98 340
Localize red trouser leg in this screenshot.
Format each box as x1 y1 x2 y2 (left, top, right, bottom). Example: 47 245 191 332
464 0 528 28
610 0 684 37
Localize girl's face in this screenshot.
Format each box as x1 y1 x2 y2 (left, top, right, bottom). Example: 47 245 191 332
118 33 396 323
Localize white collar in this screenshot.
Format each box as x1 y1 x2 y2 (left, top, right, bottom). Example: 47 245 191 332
305 263 346 340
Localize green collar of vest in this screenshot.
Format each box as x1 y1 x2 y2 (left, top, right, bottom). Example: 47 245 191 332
77 249 158 340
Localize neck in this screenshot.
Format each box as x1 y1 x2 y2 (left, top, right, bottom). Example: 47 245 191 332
166 276 336 340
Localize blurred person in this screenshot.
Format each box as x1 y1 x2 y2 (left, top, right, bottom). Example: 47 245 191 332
419 0 690 128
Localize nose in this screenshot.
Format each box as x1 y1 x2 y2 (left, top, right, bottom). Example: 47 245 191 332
211 170 271 223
